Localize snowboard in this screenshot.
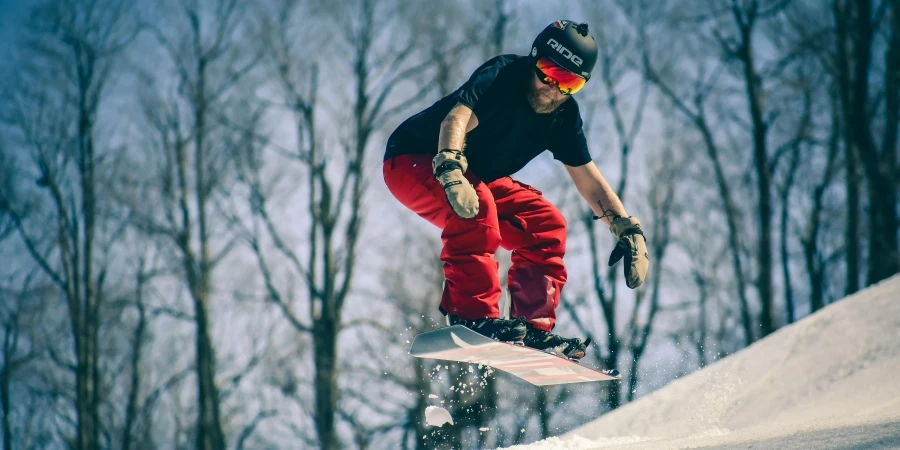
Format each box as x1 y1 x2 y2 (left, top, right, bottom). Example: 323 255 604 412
409 325 620 386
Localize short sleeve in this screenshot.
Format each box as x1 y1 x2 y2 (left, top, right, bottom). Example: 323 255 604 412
452 56 515 111
550 102 592 167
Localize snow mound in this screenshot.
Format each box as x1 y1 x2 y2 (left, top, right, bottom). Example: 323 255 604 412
503 435 644 449
503 275 900 449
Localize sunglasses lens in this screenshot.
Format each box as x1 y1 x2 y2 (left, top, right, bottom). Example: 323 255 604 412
535 58 586 95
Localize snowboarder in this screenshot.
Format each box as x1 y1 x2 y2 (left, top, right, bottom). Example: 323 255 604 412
383 20 649 360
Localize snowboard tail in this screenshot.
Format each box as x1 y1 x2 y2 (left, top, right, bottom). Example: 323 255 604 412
409 325 620 386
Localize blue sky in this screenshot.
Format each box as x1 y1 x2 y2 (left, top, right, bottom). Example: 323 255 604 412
0 0 35 58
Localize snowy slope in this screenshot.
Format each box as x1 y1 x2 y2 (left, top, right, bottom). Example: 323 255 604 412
502 275 900 450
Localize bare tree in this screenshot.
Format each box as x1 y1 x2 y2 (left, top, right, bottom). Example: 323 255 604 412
469 0 513 59
412 0 492 96
624 141 679 402
657 0 815 339
793 72 842 314
801 133 842 314
763 1 844 317
772 64 819 321
707 0 794 338
625 0 756 348
763 0 868 312
0 1 136 448
230 0 430 449
124 1 260 448
779 135 801 323
119 254 168 450
240 0 433 447
691 269 712 368
0 273 42 450
832 0 900 287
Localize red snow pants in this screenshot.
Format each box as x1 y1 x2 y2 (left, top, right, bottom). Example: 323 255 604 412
383 154 567 332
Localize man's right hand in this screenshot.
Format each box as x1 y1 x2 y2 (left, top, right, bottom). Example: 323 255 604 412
432 149 479 219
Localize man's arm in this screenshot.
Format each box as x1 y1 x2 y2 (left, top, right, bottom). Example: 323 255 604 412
566 160 649 288
438 103 479 151
432 104 481 219
564 161 627 226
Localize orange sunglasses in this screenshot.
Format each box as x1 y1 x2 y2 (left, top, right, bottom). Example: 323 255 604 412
534 57 587 95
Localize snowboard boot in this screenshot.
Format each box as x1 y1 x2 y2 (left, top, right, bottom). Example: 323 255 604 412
448 315 528 344
523 324 591 360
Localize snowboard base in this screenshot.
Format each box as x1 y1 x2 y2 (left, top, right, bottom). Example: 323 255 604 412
409 325 620 386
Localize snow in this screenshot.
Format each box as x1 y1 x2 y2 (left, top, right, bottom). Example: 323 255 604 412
425 405 454 427
501 275 900 449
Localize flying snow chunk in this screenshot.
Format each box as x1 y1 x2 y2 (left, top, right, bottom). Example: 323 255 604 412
425 406 454 427
428 394 439 399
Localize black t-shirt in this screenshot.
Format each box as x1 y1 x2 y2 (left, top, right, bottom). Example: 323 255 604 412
384 55 592 182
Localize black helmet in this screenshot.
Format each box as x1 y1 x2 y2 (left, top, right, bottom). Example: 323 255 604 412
531 20 598 81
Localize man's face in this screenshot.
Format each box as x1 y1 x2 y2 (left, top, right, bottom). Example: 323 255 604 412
527 70 569 113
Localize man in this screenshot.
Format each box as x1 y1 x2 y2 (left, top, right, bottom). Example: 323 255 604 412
382 20 649 360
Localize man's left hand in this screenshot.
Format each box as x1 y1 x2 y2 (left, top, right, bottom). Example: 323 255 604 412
608 216 649 289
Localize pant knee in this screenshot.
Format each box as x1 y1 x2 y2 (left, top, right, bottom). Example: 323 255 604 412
545 210 567 246
444 224 502 256
529 210 567 256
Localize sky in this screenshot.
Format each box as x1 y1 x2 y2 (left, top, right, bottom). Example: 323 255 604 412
0 0 33 51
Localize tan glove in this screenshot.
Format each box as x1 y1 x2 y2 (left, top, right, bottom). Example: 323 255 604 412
432 149 479 219
608 216 649 289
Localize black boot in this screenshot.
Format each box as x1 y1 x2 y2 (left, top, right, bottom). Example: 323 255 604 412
448 315 527 344
523 324 591 360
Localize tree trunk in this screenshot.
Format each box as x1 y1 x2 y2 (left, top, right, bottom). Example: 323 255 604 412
842 0 900 285
805 102 840 314
627 170 671 402
122 295 145 450
642 58 755 346
845 145 861 295
81 76 101 450
835 0 862 295
697 119 755 345
536 388 550 439
412 360 430 450
71 34 102 450
477 371 497 447
313 317 339 450
602 352 620 410
865 171 899 284
193 290 225 450
190 30 226 446
780 165 797 325
732 6 776 338
867 0 900 283
2 325 13 450
694 273 710 368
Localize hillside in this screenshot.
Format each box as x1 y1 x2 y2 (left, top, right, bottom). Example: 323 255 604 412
503 275 900 449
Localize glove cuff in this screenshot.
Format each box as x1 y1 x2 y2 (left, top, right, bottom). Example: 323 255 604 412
609 216 643 239
433 149 467 176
